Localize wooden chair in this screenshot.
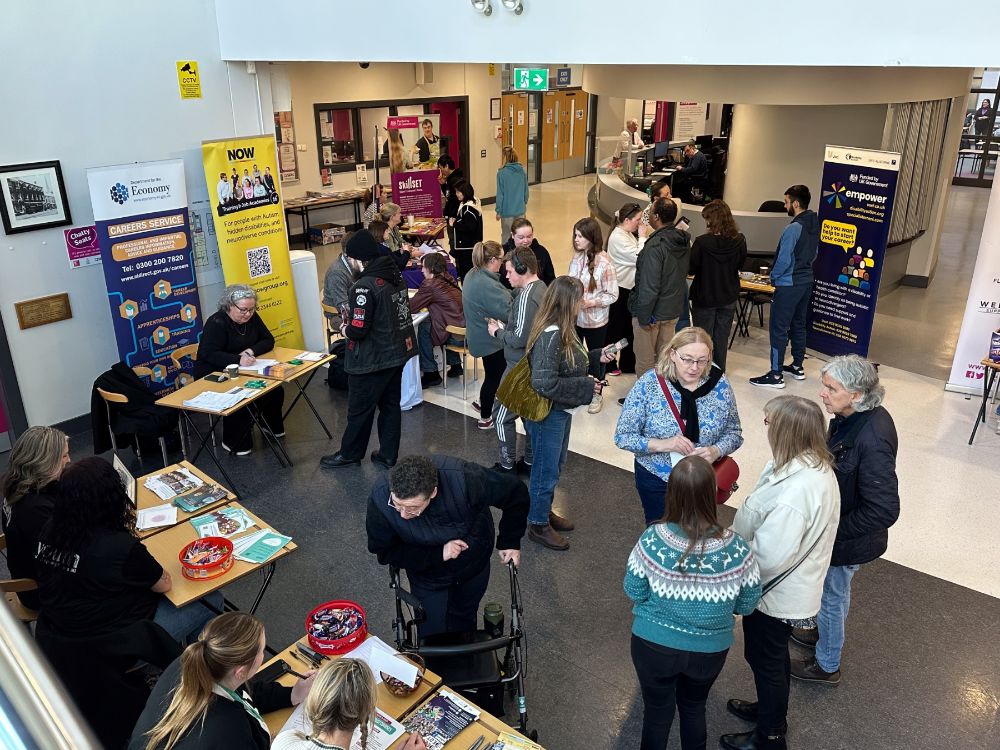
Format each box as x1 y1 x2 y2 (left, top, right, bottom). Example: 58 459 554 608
441 325 476 400
0 534 39 626
96 387 170 467
321 301 341 350
169 344 198 388
131 365 153 380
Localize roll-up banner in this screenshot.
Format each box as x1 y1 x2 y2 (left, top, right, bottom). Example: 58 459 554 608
386 115 443 218
806 145 900 358
86 159 203 395
201 135 303 348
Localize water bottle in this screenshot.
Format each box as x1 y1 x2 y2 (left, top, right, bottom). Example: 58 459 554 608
483 602 504 637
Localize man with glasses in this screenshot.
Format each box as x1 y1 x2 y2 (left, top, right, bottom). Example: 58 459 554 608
366 454 528 637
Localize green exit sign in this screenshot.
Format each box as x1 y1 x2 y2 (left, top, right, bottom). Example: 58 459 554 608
513 67 548 91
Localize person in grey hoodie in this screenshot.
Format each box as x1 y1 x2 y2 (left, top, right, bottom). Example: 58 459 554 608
487 247 547 473
629 198 691 376
495 146 530 244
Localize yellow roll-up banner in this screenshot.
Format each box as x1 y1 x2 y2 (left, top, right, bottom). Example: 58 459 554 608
201 135 303 348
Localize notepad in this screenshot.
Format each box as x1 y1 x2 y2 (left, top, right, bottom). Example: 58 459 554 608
181 387 250 412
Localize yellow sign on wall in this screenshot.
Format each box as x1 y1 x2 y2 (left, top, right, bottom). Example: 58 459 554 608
201 135 303 349
488 63 496 76
176 61 202 99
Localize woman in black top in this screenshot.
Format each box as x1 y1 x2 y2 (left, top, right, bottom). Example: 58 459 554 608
195 284 285 455
689 200 747 372
449 180 483 280
130 612 313 750
0 425 69 611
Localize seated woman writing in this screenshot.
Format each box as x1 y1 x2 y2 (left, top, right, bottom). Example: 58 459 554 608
409 252 466 388
195 284 285 456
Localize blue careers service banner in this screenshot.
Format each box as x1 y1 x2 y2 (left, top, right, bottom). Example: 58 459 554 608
86 159 203 396
806 145 900 358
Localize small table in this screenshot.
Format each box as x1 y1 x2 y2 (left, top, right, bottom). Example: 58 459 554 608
261 635 443 736
405 687 543 748
968 357 1000 444
156 374 289 492
135 461 233 539
730 276 776 346
242 346 337 442
402 260 458 290
284 193 365 249
143 501 296 615
400 218 447 245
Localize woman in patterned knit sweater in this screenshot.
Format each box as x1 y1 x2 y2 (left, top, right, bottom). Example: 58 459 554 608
625 456 761 750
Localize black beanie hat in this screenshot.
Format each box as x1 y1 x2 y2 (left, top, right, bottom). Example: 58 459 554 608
344 231 382 262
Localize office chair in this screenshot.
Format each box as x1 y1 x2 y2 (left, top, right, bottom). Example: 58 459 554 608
758 200 786 213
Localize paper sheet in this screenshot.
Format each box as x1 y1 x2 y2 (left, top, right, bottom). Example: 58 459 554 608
136 504 177 530
370 646 419 687
239 358 279 374
293 351 324 362
278 703 405 750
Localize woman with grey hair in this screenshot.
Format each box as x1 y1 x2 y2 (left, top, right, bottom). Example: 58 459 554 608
195 284 285 455
379 202 417 258
790 354 899 687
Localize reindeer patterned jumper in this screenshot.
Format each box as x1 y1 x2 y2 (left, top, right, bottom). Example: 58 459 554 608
624 523 761 653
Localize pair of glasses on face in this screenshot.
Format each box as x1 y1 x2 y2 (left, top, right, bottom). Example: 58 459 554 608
234 304 256 315
388 495 426 516
676 354 710 367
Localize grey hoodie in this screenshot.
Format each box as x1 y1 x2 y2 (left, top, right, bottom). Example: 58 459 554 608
498 280 547 367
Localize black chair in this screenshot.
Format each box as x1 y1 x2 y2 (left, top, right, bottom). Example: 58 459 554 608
758 200 786 213
707 148 727 199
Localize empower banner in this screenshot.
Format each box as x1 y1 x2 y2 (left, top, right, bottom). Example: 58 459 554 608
386 115 443 218
86 159 203 395
806 145 900 358
201 135 303 348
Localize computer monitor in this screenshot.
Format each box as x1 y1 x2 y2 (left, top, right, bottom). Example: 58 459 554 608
653 141 670 160
695 135 713 151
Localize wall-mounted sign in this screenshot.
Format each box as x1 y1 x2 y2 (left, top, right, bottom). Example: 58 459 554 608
556 68 571 87
14 293 72 330
513 67 548 91
176 61 201 99
64 225 101 269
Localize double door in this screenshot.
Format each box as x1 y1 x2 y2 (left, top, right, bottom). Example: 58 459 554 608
501 90 590 184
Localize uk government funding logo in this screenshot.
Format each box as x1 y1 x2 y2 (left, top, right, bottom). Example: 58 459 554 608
110 182 129 205
823 182 848 209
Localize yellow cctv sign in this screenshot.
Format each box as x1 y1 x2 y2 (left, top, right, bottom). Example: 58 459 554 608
176 61 202 99
820 220 856 251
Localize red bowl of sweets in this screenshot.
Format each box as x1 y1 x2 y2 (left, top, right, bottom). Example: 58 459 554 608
179 536 234 580
306 600 367 655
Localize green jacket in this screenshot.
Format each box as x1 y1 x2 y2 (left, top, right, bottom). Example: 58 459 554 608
629 226 691 324
461 268 512 357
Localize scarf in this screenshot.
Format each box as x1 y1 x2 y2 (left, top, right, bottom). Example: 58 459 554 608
667 365 723 442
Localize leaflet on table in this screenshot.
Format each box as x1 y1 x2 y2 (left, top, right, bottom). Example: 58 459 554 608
173 484 228 513
189 507 257 538
232 529 292 563
136 504 178 531
181 387 254 411
369 644 420 687
292 351 324 362
143 467 204 501
238 358 279 374
279 702 405 750
493 731 543 750
338 635 404 685
402 689 480 750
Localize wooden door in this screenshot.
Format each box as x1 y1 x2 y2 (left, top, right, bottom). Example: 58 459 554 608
568 92 588 159
501 93 529 162
542 92 559 163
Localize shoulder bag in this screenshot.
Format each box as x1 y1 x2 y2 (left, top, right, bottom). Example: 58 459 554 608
496 356 551 422
656 374 740 504
761 532 825 596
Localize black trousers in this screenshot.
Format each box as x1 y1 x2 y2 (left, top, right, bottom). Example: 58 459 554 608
631 635 728 750
478 349 507 419
607 288 635 373
222 386 285 452
742 609 793 734
576 324 608 378
452 248 473 281
691 303 736 372
339 365 404 461
409 563 491 638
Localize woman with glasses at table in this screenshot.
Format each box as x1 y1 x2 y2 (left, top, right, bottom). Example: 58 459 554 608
615 327 743 525
195 284 285 456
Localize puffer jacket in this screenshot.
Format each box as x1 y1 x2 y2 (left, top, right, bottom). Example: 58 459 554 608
527 326 602 412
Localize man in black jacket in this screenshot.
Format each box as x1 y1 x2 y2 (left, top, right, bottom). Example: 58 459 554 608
791 355 899 686
321 232 417 470
438 155 464 251
367 454 528 637
500 217 556 287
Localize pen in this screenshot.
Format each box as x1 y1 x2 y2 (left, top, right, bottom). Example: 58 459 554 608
281 662 309 680
466 735 485 750
289 651 311 667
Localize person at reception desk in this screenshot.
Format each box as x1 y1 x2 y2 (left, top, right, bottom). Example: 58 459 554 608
673 142 709 202
196 284 285 456
615 118 645 158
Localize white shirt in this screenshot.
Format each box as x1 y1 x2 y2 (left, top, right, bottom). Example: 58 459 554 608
616 129 644 158
607 226 646 290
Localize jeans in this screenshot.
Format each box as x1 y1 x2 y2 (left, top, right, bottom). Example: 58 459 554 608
632 318 678 377
631 635 728 750
576 324 608 378
494 364 534 468
339 365 404 461
691 304 736 372
153 591 223 645
742 609 792 734
524 409 572 525
409 563 491 638
635 460 668 524
815 564 860 672
768 283 812 373
478 349 507 419
416 320 460 373
500 216 517 245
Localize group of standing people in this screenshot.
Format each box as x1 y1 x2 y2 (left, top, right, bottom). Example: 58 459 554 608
216 165 277 207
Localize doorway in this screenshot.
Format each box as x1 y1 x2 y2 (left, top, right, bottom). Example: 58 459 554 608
0 311 27 455
953 68 1000 187
539 89 589 183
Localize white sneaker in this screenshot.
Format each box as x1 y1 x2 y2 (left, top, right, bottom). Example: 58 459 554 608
588 392 604 414
221 442 251 456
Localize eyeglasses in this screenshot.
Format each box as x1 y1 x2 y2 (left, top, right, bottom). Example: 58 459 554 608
233 305 256 315
675 354 710 367
763 417 770 426
388 494 427 517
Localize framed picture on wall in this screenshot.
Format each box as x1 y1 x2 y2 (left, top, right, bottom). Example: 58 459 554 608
490 98 501 121
0 160 72 235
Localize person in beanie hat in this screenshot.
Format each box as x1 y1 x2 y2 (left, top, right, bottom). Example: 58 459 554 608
321 232 417 470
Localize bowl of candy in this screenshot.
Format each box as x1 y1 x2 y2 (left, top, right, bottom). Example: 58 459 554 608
380 652 425 696
306 600 367 655
179 536 234 580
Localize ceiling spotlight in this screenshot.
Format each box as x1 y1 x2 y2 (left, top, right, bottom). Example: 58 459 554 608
471 0 493 15
501 0 523 13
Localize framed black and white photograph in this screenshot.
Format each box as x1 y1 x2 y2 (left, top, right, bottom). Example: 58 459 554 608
490 97 501 121
0 160 72 234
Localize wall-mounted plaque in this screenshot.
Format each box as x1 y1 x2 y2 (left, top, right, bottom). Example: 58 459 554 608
14 293 72 330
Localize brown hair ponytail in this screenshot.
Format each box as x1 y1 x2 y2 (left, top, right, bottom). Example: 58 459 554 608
573 218 603 293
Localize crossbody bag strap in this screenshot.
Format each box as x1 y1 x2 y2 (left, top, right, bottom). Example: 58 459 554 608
761 531 826 596
656 374 685 432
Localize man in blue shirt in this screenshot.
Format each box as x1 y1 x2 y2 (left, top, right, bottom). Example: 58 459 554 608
750 185 819 389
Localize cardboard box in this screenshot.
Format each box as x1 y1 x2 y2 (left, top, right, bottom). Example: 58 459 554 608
308 222 345 245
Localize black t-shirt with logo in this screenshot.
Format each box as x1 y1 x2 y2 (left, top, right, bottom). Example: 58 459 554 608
36 529 163 637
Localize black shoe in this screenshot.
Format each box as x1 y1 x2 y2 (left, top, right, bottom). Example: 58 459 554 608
719 729 787 750
491 462 515 474
749 371 785 389
781 363 806 381
726 699 759 723
421 371 443 388
319 452 361 469
447 364 463 378
515 458 532 476
370 451 397 470
790 627 818 649
791 656 841 685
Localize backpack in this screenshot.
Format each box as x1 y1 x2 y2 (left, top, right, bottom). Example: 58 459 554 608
326 339 348 390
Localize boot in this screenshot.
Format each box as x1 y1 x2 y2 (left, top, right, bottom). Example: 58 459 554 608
527 523 569 551
726 699 759 723
790 627 818 649
719 728 787 750
548 510 575 532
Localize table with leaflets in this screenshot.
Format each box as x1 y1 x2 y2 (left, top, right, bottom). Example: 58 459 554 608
134 461 233 539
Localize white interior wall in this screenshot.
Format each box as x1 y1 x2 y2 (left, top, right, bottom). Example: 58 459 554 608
724 104 889 214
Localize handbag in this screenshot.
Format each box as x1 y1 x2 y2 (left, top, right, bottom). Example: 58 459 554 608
656 374 740 504
496 356 551 422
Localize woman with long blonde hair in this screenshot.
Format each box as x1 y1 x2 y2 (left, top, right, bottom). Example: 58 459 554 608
523 276 615 550
130 613 313 750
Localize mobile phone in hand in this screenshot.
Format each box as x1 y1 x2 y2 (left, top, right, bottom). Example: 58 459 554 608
604 338 630 356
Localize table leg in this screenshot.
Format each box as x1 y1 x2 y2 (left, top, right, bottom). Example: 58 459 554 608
969 367 998 444
246 404 294 467
282 371 333 439
249 563 276 615
303 207 312 250
353 197 361 227
185 413 242 500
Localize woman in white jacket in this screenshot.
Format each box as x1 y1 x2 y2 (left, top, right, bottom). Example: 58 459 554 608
605 202 649 376
721 395 840 750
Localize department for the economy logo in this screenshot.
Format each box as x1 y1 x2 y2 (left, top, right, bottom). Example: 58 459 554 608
110 182 129 205
823 181 848 209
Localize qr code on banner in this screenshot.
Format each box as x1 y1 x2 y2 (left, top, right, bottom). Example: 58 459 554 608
247 245 272 279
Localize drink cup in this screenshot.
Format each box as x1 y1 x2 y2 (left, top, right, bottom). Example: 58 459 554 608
407 214 415 226
225 364 239 379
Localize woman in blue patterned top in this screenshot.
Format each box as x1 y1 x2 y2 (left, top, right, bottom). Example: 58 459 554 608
625 456 760 750
615 326 743 524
